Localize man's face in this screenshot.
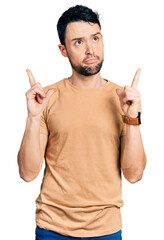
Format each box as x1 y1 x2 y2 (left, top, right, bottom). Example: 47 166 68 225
61 21 104 76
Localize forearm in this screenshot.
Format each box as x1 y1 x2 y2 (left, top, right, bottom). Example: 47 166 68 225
121 125 147 182
17 116 41 181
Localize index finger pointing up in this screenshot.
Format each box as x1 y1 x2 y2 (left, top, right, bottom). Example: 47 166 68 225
26 68 36 87
131 68 142 89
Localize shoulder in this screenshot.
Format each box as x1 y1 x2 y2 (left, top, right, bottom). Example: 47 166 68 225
42 78 65 93
109 79 124 89
42 78 66 111
104 78 125 114
104 78 124 93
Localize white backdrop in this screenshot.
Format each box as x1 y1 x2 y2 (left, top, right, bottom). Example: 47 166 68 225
0 0 163 239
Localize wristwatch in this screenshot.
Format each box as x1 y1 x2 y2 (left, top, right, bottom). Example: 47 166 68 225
122 112 141 125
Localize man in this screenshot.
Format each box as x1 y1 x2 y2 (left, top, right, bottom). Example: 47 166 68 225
17 4 147 240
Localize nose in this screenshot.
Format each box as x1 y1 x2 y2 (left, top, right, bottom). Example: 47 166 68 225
85 41 94 56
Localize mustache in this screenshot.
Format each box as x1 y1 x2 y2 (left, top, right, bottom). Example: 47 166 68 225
83 56 100 62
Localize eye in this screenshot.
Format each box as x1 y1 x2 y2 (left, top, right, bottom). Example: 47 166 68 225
75 40 82 46
93 36 99 42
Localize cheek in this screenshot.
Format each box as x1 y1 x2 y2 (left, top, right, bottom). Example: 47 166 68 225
68 48 85 63
93 42 103 58
99 43 104 54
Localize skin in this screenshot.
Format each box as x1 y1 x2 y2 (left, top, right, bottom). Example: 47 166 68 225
116 68 147 183
58 21 106 88
58 21 147 183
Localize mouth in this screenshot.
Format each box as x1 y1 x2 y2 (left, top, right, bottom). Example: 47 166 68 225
84 58 98 64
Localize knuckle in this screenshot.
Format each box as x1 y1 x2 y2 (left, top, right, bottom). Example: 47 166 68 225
26 93 29 99
38 82 43 88
35 82 43 90
36 82 41 86
35 87 41 92
25 90 29 96
31 84 36 90
34 82 39 88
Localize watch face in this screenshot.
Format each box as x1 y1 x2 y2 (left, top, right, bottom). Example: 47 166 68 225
138 112 141 124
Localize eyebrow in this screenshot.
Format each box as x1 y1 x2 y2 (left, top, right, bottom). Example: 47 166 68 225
71 32 102 42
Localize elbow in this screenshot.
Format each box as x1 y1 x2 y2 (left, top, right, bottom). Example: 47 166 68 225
17 152 39 182
20 175 32 182
20 173 38 182
123 154 147 184
123 169 144 184
18 168 38 182
127 175 143 184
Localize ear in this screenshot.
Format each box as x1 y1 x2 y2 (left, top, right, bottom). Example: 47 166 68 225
58 44 68 57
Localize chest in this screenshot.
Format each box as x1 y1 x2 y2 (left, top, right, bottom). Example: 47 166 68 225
47 92 122 140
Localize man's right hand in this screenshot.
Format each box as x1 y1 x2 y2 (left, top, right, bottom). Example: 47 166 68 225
25 69 56 118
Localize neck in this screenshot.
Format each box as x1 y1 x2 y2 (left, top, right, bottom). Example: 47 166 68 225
68 70 106 89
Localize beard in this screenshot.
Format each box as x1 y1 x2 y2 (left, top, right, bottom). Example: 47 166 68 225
67 54 104 76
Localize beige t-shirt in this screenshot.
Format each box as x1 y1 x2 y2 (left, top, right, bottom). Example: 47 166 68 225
35 77 131 237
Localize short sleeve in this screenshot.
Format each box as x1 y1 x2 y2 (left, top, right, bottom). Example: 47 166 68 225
40 108 48 135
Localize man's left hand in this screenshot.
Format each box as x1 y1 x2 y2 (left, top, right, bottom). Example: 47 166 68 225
116 68 141 118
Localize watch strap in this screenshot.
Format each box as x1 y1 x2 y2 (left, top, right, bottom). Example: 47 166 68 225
122 112 141 125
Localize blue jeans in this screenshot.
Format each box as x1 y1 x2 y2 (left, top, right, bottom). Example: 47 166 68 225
35 226 122 240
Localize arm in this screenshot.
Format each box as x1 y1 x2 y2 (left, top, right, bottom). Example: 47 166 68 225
120 125 147 183
17 68 55 182
17 116 47 182
116 68 147 183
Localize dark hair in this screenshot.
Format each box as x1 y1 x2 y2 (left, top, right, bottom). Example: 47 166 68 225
57 5 101 46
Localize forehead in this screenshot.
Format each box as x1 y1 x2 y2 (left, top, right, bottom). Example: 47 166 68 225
65 21 101 40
